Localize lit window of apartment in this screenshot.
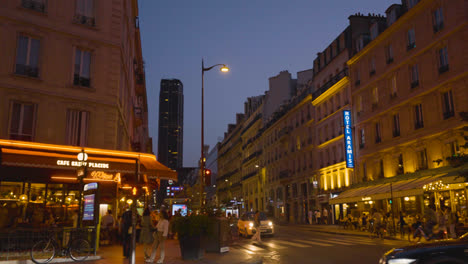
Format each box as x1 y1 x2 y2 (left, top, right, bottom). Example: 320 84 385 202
372 87 379 104
9 101 36 141
416 149 428 170
21 0 46 13
370 23 379 40
386 45 394 64
438 46 449 73
414 104 424 129
442 90 454 119
391 76 397 98
410 64 419 88
74 48 91 87
359 128 365 149
392 113 400 137
74 0 95 26
407 0 419 9
375 122 382 143
433 7 444 33
66 109 89 146
369 57 376 76
356 95 362 115
15 35 40 78
407 28 416 50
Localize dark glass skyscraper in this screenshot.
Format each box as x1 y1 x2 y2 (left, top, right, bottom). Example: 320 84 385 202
158 79 184 169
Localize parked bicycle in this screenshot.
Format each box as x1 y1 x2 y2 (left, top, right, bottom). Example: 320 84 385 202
368 220 385 240
30 228 91 264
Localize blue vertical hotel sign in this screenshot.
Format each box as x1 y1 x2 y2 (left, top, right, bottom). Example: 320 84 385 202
343 110 354 168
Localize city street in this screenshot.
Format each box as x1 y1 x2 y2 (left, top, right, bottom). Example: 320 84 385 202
231 225 407 264
81 224 409 264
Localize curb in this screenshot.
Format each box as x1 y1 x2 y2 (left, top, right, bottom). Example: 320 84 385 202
307 228 403 241
0 255 101 264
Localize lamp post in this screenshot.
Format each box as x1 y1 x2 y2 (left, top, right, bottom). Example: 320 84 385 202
77 149 88 227
200 59 229 209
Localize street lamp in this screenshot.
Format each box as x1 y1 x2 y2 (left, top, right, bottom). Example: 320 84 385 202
200 58 229 209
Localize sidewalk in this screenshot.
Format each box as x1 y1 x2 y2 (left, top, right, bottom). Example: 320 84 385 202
298 224 407 241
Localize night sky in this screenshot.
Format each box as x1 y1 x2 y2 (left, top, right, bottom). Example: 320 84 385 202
138 0 397 167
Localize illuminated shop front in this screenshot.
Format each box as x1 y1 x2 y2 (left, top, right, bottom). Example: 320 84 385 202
0 140 176 229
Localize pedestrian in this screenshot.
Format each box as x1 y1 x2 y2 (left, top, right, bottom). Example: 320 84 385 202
446 207 457 239
101 209 115 245
315 210 321 224
437 206 448 238
308 210 313 225
399 212 406 239
140 208 155 260
121 205 132 259
322 207 328 225
147 210 169 264
251 210 262 243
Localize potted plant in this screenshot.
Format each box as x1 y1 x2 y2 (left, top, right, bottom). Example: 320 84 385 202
172 214 213 260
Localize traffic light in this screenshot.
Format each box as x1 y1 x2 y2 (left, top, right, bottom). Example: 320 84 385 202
204 169 212 186
389 199 392 204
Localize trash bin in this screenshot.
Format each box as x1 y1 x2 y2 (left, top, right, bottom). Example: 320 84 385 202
205 217 230 253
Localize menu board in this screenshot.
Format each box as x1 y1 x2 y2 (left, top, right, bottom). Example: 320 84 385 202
83 194 95 221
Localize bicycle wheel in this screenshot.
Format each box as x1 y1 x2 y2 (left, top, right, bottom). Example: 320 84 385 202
31 240 56 264
69 238 91 261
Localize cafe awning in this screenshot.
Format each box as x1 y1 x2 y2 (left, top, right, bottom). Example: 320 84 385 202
0 139 177 181
330 164 468 205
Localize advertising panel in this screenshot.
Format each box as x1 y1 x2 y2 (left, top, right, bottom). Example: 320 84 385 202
83 194 95 221
172 204 187 216
343 110 355 168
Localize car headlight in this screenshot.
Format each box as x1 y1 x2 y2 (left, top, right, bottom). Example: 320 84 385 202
249 222 253 227
268 221 273 226
387 259 417 264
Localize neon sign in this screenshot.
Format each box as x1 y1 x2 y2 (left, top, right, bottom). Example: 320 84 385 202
343 110 354 168
56 160 109 169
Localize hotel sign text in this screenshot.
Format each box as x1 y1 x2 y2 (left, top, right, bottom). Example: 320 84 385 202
343 110 355 168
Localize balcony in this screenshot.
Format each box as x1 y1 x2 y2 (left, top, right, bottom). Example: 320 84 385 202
386 57 394 64
375 137 381 143
407 42 416 51
439 65 449 74
73 14 95 27
393 130 400 137
443 111 454 120
15 64 39 78
410 81 419 89
433 22 444 33
22 0 46 12
312 69 348 99
414 121 424 130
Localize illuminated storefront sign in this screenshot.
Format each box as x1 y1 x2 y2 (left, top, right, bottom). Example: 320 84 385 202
343 110 354 168
56 160 109 169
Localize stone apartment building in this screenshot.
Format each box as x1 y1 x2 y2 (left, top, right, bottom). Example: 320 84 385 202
0 0 150 152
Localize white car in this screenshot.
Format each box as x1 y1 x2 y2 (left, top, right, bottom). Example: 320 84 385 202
237 212 274 237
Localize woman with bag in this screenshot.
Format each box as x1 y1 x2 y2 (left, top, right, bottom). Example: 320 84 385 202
147 210 169 264
140 207 155 260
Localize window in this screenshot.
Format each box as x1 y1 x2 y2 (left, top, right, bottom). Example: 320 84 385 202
15 35 40 78
392 114 400 137
372 87 379 104
433 8 444 32
407 0 419 9
370 23 379 40
378 160 384 179
359 128 365 149
66 109 89 146
369 57 376 75
21 0 46 12
375 123 381 143
414 104 424 129
336 93 341 109
446 141 460 157
74 0 95 26
362 162 367 181
386 45 394 64
442 90 454 119
407 29 416 50
397 154 404 174
391 76 397 97
9 101 36 141
410 64 419 88
356 95 362 114
354 69 361 86
416 149 428 170
74 48 91 87
438 46 449 73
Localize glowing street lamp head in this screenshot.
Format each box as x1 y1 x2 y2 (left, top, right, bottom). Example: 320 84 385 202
220 65 229 72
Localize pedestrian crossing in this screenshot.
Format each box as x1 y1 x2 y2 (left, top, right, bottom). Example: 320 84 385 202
231 235 399 253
